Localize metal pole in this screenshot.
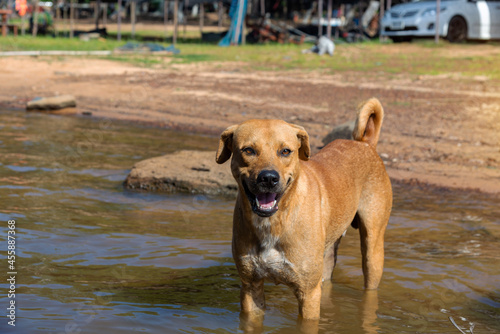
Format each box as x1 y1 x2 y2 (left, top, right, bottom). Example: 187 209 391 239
435 0 440 44
326 0 332 39
317 0 323 37
260 0 264 16
117 0 122 41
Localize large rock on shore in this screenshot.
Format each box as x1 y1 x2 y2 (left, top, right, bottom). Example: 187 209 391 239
124 150 237 197
26 95 77 111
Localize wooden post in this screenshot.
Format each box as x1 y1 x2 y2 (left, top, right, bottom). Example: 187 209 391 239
7 0 12 20
435 0 440 44
317 0 323 37
336 4 343 39
69 0 74 38
55 0 60 36
103 3 107 26
117 0 122 41
0 11 9 37
173 0 178 44
62 0 67 37
199 2 204 36
379 0 385 40
164 0 168 41
218 1 222 31
183 0 188 41
131 0 136 39
95 0 101 30
7 3 12 31
32 0 39 37
326 0 332 39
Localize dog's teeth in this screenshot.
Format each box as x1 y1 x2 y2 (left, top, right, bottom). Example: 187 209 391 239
255 198 277 211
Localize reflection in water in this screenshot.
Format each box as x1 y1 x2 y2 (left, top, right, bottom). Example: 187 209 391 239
0 110 499 333
361 290 379 334
241 285 381 334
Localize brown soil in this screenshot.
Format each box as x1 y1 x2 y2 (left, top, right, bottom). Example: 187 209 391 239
0 52 499 195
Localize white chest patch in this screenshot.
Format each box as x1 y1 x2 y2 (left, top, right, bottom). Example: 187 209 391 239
243 216 296 284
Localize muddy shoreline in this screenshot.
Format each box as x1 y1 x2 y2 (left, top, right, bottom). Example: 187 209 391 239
1 55 499 196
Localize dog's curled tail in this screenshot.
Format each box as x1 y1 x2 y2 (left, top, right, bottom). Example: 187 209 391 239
352 98 384 148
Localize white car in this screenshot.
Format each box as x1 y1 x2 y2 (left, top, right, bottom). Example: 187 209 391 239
381 0 500 42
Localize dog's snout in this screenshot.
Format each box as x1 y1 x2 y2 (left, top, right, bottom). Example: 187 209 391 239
257 170 280 188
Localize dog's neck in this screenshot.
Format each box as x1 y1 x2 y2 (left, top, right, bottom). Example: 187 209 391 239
251 215 280 249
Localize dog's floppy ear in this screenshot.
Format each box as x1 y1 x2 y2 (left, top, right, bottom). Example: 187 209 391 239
290 124 310 161
216 125 238 164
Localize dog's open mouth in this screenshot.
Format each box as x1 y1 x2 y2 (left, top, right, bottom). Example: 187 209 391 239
243 182 281 217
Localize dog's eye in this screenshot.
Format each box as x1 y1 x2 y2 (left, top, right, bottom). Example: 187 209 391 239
242 147 255 155
281 148 292 157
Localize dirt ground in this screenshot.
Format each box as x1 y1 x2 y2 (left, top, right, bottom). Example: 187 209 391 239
1 47 499 195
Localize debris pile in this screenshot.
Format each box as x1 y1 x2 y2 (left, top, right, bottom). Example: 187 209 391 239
247 16 315 44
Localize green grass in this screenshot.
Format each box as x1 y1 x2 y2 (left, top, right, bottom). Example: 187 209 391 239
0 35 122 51
1 36 500 79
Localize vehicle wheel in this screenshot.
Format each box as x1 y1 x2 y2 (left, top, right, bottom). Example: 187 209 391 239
447 16 467 43
390 36 412 43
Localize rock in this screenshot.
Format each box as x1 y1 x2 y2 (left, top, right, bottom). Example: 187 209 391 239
322 120 355 146
124 150 237 197
26 95 77 111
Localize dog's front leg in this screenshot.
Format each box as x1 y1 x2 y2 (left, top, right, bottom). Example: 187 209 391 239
240 279 266 314
296 280 322 319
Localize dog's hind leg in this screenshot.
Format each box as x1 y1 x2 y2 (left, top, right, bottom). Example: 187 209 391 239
356 179 392 289
357 201 391 290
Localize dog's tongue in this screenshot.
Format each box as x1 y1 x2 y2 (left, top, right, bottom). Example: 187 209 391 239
256 193 277 209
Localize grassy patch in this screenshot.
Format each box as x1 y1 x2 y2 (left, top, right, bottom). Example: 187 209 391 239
0 36 122 51
1 36 500 79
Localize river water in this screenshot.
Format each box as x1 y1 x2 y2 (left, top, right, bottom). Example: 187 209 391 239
0 109 499 333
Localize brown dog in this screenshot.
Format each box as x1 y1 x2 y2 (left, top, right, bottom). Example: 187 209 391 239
216 98 392 320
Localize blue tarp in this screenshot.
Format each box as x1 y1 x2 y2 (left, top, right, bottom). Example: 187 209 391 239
116 42 180 54
218 0 248 46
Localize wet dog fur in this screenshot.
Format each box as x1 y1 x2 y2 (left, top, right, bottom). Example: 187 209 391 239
216 98 392 320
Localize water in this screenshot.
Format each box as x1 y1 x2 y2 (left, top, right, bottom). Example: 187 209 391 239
0 109 499 333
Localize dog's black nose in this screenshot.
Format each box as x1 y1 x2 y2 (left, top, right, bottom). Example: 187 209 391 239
257 170 280 188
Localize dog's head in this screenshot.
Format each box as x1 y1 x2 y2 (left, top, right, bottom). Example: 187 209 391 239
216 119 310 217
